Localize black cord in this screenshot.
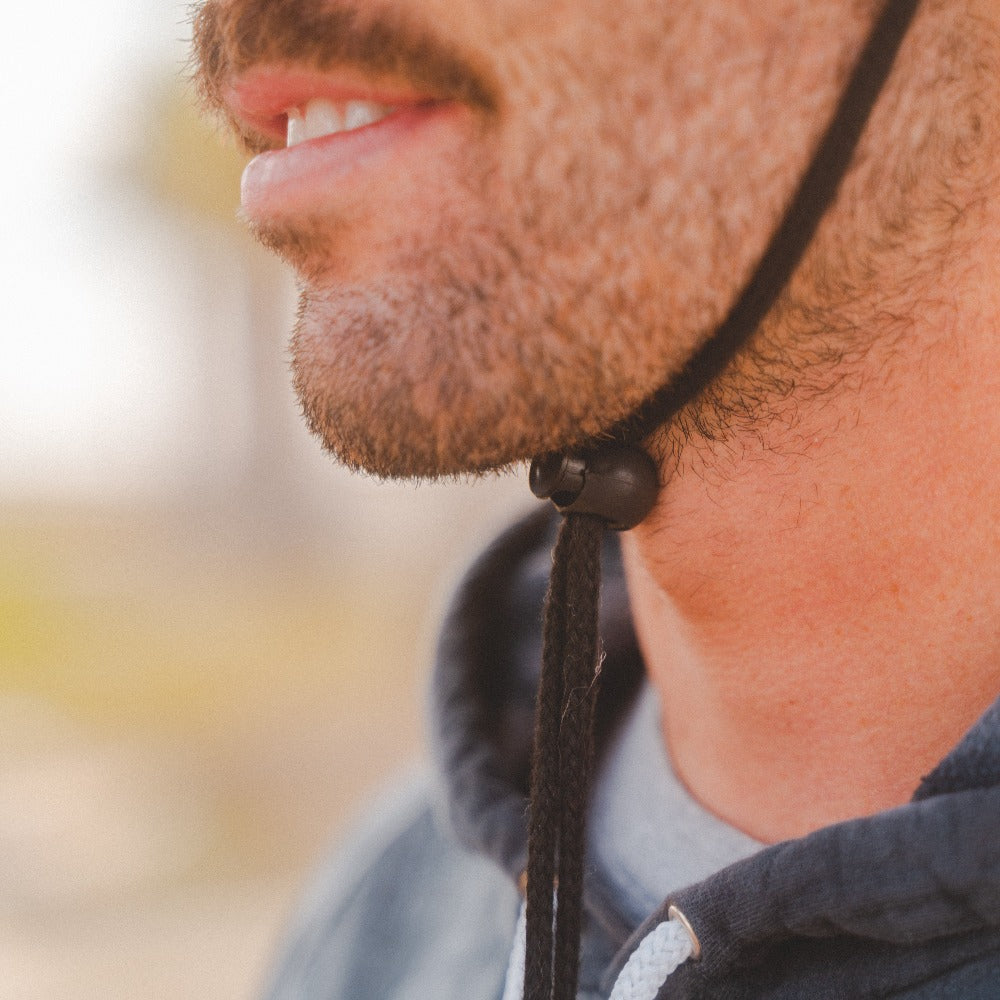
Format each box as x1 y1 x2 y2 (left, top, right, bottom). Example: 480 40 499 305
525 513 603 1000
610 0 923 447
524 1 923 997
552 515 602 1000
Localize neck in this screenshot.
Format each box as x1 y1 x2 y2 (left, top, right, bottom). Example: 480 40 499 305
624 405 1000 843
625 327 1000 840
625 113 1000 843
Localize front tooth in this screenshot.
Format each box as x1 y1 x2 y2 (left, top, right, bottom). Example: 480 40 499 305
344 101 390 131
286 108 307 147
304 99 344 140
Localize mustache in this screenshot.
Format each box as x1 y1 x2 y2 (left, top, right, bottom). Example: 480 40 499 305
192 0 500 117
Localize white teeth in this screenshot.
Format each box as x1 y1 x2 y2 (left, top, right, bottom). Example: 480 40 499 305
286 108 307 147
285 98 397 147
344 101 384 131
305 98 343 140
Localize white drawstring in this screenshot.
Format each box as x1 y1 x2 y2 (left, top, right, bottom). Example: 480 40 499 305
501 900 528 1000
500 901 698 1000
607 916 696 1000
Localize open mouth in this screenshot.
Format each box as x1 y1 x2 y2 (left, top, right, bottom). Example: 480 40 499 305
224 67 462 221
285 97 402 145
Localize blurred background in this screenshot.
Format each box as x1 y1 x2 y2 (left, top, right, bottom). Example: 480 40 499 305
0 3 525 997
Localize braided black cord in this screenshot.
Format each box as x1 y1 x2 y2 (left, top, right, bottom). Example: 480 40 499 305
524 515 571 1000
524 513 603 1000
523 3 923 998
552 516 602 1000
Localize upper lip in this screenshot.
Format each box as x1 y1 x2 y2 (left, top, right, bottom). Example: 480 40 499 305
223 66 444 149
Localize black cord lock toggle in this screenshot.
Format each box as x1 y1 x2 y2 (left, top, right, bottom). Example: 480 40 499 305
529 445 659 531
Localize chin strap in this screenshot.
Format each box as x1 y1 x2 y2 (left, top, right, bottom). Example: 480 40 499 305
523 0 923 997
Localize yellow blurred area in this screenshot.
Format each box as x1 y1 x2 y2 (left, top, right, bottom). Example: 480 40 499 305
139 81 247 224
0 496 436 998
0 495 523 1000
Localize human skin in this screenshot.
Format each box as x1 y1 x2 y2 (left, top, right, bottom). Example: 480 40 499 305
624 0 1000 841
193 0 1000 841
193 0 880 476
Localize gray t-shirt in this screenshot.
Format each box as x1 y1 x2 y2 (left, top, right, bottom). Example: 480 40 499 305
588 684 764 927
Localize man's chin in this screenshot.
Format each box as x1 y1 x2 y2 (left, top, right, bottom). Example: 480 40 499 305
292 340 568 480
299 405 529 482
279 205 717 482
289 308 645 482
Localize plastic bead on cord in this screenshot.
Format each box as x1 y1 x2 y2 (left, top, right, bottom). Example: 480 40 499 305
529 447 660 532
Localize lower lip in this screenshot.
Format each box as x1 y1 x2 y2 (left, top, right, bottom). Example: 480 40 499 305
240 102 458 221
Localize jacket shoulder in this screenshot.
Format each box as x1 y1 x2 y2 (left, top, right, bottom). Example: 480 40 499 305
263 770 520 1000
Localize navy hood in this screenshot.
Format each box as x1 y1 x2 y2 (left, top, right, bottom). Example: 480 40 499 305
431 508 1000 998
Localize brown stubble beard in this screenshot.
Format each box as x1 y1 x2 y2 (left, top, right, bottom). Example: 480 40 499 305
239 15 744 481
198 0 964 484
283 137 698 479
646 0 1000 487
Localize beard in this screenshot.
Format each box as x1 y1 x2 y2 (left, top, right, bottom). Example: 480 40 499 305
280 192 716 481
201 0 834 482
196 0 999 490
196 0 877 483
258 87 744 482
195 0 719 481
211 0 990 484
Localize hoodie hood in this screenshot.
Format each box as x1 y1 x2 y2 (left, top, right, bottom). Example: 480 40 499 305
431 508 1000 998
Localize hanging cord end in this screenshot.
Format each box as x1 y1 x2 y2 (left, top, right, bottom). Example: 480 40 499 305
529 445 659 531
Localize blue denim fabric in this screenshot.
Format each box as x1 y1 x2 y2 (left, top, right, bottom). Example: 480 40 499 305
263 775 522 1000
